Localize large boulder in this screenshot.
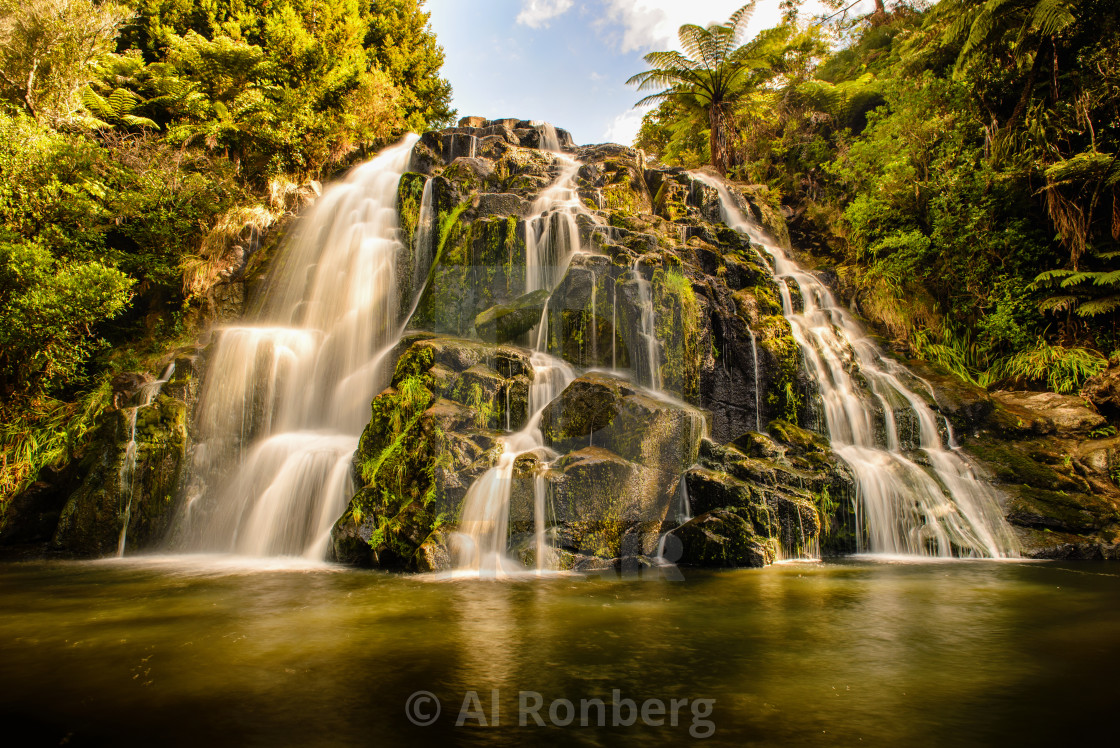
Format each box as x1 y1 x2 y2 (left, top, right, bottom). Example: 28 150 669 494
990 390 1107 436
533 372 707 558
575 144 652 215
956 388 1120 559
671 509 775 568
540 373 705 469
330 336 532 570
668 422 853 566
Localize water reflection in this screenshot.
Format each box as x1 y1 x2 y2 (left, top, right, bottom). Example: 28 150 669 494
0 560 1117 746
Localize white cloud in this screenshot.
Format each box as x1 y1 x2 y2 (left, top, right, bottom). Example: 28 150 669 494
516 0 575 29
599 0 878 54
598 0 760 53
601 107 646 146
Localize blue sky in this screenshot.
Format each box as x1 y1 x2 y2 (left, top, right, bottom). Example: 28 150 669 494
425 0 877 146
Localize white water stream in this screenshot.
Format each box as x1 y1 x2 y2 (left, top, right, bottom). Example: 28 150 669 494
174 136 420 558
116 362 176 556
452 143 585 576
694 174 1018 558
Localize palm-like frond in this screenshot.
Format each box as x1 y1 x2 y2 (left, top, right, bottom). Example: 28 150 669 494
1075 296 1120 316
1037 295 1079 313
1032 0 1076 36
79 85 157 129
956 0 1078 72
960 0 1015 61
625 2 758 170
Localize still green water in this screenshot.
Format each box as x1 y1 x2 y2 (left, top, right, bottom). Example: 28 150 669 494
1 557 1118 746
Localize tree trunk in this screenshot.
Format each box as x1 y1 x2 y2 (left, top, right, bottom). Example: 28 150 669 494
874 0 886 13
1003 40 1046 135
708 104 728 175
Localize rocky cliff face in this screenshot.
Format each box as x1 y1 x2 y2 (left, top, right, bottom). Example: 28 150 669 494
52 364 195 556
315 117 838 571
915 368 1120 558
8 116 1119 566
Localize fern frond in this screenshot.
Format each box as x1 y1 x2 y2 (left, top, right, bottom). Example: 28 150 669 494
1037 295 1079 312
1032 0 1076 36
1032 268 1075 284
1075 296 1120 317
1059 271 1096 287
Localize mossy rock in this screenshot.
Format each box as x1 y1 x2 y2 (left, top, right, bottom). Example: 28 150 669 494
671 509 776 567
768 419 829 456
53 391 190 557
549 446 644 559
733 183 790 249
729 431 779 459
412 212 526 336
1004 484 1119 534
541 253 625 369
989 391 1107 437
652 266 702 401
333 336 535 570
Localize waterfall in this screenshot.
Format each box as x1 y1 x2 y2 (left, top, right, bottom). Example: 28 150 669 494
589 279 598 366
526 156 584 295
611 283 618 370
677 473 693 524
174 135 419 558
117 409 139 557
630 258 663 391
531 121 562 152
117 362 175 556
694 174 1018 558
442 132 478 161
451 152 589 576
407 177 437 322
747 327 762 432
450 352 575 577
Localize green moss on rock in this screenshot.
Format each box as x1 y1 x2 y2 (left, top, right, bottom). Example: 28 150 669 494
652 267 701 402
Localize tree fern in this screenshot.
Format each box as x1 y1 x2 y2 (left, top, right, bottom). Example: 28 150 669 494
79 84 157 129
626 2 761 172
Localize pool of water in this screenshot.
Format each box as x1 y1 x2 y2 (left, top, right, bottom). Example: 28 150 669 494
1 557 1118 746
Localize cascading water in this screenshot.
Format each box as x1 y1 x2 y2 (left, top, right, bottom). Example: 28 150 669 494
117 363 176 557
747 327 762 432
450 352 575 577
532 121 562 152
174 135 420 558
526 156 584 296
629 258 663 391
405 177 437 323
442 132 478 162
450 151 587 576
694 174 1018 558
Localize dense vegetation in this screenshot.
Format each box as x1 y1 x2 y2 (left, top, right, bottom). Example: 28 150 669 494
0 0 453 499
634 0 1118 393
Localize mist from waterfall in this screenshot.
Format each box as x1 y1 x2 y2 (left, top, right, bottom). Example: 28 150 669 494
694 173 1018 558
172 135 420 558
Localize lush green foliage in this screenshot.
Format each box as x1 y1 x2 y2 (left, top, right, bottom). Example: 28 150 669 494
0 0 454 501
0 0 129 123
637 0 1120 391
